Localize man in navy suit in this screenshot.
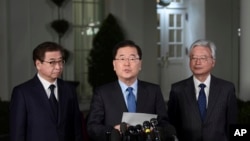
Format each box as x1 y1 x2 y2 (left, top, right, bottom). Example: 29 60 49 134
87 40 175 141
10 42 84 141
168 39 238 141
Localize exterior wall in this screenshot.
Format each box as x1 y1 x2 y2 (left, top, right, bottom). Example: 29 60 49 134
205 0 240 94
0 0 74 101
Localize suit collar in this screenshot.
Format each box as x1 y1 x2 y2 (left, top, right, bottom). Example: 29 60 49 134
136 80 151 111
188 75 221 123
30 75 59 123
205 75 220 122
184 77 203 122
113 81 129 112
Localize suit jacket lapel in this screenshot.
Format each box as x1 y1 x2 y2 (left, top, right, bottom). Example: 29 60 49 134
57 79 64 124
136 81 146 111
32 75 58 123
113 81 128 112
184 77 202 122
204 75 220 122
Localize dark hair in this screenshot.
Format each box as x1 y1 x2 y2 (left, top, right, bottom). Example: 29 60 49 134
32 41 65 65
112 40 142 60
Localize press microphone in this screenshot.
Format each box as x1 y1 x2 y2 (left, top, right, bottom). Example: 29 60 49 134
120 122 128 141
143 121 153 141
110 129 121 141
127 126 137 141
135 124 144 141
150 118 161 141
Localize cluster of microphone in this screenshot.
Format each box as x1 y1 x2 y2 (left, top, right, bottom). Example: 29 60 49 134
106 118 177 141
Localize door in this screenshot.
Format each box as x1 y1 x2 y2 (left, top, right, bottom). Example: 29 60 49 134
157 5 191 100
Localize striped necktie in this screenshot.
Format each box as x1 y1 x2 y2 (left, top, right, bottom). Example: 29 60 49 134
198 83 206 121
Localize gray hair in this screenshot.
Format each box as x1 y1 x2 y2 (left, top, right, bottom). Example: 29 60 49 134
189 39 216 59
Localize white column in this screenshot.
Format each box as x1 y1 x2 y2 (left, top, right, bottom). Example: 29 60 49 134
239 0 250 101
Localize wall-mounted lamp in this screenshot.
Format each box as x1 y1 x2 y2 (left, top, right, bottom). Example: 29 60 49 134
158 0 171 7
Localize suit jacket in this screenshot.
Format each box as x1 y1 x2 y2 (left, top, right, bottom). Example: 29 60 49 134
10 75 83 141
168 75 238 141
87 80 172 141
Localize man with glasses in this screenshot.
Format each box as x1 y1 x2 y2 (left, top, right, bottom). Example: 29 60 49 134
10 41 84 141
87 40 176 141
168 39 238 141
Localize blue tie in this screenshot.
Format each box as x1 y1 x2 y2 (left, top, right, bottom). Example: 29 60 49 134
126 87 136 112
198 84 206 121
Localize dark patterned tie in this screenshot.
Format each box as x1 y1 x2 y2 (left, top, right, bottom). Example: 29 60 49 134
49 84 58 120
126 87 136 112
198 83 206 121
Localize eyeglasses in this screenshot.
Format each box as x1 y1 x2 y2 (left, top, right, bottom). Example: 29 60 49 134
190 56 213 63
115 57 140 63
42 60 65 66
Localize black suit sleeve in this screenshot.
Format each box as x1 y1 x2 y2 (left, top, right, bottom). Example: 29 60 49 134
87 88 113 141
10 87 27 141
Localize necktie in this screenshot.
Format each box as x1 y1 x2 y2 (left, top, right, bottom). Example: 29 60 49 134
49 84 58 120
198 83 206 121
126 87 136 112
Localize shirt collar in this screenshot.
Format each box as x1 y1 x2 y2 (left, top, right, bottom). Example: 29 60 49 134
193 74 211 87
118 79 138 94
37 73 57 90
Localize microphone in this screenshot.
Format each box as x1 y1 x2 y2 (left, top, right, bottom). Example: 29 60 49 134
143 121 153 141
150 118 161 141
110 129 121 141
135 124 144 141
127 126 137 141
120 122 128 141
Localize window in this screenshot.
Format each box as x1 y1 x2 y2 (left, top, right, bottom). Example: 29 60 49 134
157 0 185 62
72 0 104 101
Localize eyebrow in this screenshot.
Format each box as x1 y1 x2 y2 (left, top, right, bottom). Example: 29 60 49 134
46 57 63 61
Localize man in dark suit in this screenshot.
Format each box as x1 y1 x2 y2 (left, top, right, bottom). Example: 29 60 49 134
10 42 84 141
87 40 175 141
168 39 238 141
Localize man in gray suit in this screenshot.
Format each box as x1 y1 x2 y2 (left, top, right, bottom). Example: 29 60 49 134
87 40 175 141
168 39 238 141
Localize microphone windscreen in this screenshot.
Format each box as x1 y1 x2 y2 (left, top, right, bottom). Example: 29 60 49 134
120 122 127 134
110 129 121 141
143 121 151 131
135 124 143 133
150 118 158 127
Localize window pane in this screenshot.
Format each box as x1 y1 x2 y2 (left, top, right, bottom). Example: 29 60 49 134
157 13 160 27
169 30 175 42
169 14 174 27
176 29 182 42
169 45 175 57
176 14 182 27
176 45 182 57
